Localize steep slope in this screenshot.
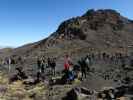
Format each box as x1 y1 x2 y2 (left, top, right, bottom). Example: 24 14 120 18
7 9 133 59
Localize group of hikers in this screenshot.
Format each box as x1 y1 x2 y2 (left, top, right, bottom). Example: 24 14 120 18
4 51 133 85
9 54 92 84
35 52 133 84
0 56 23 65
61 52 131 83
37 56 56 76
2 52 132 100
0 57 12 66
37 54 93 83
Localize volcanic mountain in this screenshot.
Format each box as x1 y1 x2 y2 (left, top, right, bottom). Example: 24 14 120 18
0 9 133 100
0 9 133 63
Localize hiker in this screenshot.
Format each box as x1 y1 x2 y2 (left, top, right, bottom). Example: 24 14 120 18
106 89 116 100
78 58 87 80
73 64 80 72
40 57 45 73
91 53 95 63
73 64 81 79
121 58 126 69
51 58 56 76
64 54 72 71
63 54 73 82
104 73 110 80
0 59 2 66
102 52 106 61
85 55 91 71
67 70 75 83
36 71 41 82
35 57 45 82
10 58 15 64
47 57 51 68
18 56 23 64
37 57 41 72
130 59 133 67
7 57 11 72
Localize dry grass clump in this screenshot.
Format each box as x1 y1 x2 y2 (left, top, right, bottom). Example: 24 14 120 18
0 71 48 100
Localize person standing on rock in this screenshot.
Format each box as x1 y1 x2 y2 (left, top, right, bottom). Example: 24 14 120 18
64 55 71 70
78 58 87 80
51 58 56 76
64 54 73 80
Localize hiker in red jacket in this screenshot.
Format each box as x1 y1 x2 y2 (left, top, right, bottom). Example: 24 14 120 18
64 54 72 71
63 54 73 82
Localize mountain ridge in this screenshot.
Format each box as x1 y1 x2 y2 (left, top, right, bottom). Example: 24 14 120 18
1 9 133 59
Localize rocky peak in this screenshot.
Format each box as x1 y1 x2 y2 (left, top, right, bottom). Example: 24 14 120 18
56 17 86 40
83 9 121 21
7 9 133 57
55 9 127 41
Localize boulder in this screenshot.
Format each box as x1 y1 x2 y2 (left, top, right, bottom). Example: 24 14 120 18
0 85 7 93
62 88 78 100
62 87 93 100
23 78 35 85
